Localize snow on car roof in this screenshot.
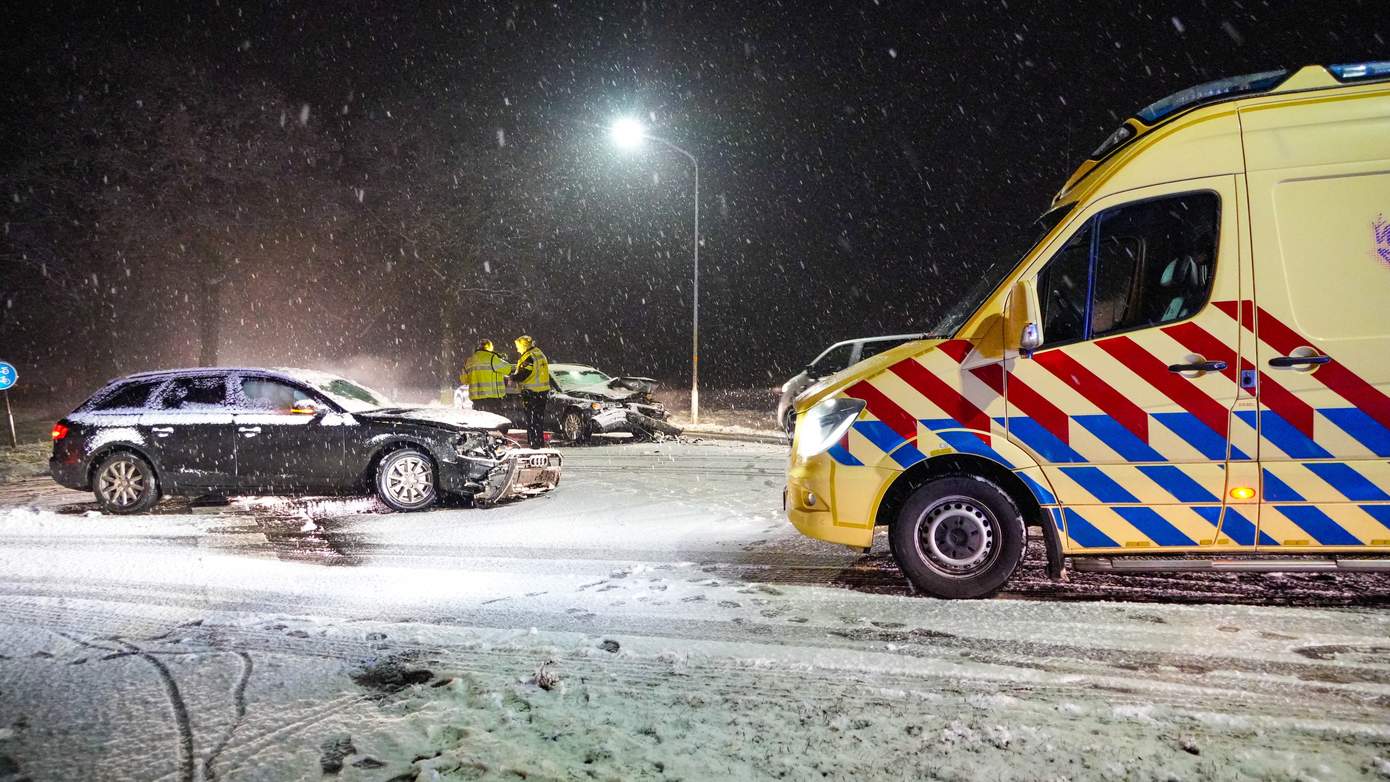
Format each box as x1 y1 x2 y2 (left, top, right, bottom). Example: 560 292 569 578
111 367 390 412
121 366 302 381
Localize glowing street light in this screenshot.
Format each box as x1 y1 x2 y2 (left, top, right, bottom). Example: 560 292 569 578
609 117 702 425
609 117 647 150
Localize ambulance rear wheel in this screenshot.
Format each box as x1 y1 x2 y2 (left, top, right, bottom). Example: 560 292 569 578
889 475 1026 599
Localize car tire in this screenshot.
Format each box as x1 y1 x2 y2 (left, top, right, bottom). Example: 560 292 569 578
561 409 590 444
375 448 438 512
93 451 161 514
782 408 796 443
888 475 1026 599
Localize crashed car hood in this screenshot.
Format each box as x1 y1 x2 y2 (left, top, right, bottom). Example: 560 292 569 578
357 406 510 430
559 377 658 401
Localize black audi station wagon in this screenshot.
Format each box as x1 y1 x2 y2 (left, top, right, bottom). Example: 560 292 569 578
50 368 562 513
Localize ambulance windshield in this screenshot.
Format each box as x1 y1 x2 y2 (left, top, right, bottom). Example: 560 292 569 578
929 204 1073 338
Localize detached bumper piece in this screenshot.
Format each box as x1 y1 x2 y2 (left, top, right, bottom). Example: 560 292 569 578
477 449 563 505
589 408 683 438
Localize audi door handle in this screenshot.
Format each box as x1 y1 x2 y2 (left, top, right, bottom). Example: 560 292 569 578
1167 360 1227 373
238 426 262 435
151 426 174 436
1269 355 1331 368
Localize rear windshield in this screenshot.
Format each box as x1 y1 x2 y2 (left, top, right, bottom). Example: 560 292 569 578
90 380 163 411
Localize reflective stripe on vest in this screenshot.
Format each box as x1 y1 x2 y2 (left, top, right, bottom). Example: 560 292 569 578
517 348 551 392
464 350 511 400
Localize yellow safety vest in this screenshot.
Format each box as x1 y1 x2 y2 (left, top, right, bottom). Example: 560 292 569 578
515 347 551 392
463 350 512 400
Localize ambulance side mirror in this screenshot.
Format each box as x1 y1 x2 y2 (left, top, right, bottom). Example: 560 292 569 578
1006 279 1044 359
1020 323 1042 355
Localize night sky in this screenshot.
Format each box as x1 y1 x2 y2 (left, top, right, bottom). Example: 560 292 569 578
2 1 1386 400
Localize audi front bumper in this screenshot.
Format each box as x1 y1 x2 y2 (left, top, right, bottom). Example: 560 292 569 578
475 448 563 505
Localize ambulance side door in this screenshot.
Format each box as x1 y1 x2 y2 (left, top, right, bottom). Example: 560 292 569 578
1242 97 1390 551
1003 176 1251 552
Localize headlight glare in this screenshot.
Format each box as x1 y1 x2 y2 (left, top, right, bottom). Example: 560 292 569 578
794 397 866 460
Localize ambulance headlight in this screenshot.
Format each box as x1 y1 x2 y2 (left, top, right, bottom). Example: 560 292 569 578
795 397 866 460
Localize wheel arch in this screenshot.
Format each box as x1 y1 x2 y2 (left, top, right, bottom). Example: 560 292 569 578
364 436 441 486
872 453 1065 580
87 442 163 489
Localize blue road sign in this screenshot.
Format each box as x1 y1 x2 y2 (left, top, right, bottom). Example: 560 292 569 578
0 362 15 391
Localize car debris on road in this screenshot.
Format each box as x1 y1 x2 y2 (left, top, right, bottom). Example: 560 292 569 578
457 362 681 444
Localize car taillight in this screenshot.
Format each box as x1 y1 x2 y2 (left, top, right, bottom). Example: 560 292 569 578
51 423 68 440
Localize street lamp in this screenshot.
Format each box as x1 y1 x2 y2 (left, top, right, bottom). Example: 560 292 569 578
609 117 646 150
609 117 702 425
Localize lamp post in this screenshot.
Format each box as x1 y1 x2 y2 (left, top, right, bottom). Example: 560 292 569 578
610 118 701 425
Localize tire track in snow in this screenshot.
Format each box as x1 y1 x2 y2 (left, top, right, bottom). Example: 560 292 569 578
14 595 1390 728
201 651 251 782
49 631 196 782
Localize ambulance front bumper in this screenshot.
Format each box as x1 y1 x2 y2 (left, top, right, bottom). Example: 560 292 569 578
784 452 876 549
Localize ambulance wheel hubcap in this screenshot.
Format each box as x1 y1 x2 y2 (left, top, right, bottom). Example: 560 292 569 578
917 497 996 576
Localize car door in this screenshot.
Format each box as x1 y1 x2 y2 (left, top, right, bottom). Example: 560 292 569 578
231 375 348 491
1244 155 1390 550
1004 178 1250 552
140 373 237 490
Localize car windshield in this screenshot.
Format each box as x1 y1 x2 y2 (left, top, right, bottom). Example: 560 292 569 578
552 367 612 390
281 369 390 412
928 204 1074 338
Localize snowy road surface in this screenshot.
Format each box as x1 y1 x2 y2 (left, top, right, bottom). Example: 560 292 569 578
1 440 1389 780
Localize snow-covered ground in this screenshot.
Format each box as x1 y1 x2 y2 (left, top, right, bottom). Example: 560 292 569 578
1 441 1388 780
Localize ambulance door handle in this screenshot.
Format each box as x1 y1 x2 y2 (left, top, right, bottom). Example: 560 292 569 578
1269 355 1330 368
1167 360 1226 373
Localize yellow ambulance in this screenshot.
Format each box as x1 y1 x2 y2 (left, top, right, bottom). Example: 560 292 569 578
786 62 1390 598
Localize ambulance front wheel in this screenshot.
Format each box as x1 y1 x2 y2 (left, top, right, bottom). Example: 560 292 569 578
889 475 1027 599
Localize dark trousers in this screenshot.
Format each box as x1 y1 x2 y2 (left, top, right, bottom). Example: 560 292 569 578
472 396 507 419
521 391 549 448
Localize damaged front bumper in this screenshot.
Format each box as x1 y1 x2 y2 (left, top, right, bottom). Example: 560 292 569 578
475 448 563 505
590 408 683 438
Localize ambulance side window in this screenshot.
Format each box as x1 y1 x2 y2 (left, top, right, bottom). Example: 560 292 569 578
1035 191 1220 348
1090 192 1219 338
1037 224 1093 347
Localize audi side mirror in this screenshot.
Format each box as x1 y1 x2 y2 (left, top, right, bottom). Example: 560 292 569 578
290 399 327 416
